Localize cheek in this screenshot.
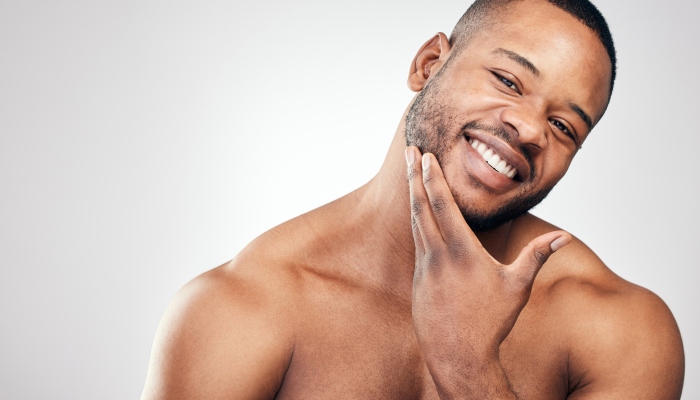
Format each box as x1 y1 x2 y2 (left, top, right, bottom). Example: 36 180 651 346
438 139 473 193
540 152 573 186
442 76 508 114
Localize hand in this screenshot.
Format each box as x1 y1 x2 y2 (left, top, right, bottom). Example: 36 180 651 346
405 146 571 398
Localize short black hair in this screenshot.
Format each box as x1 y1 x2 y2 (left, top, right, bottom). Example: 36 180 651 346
449 0 617 96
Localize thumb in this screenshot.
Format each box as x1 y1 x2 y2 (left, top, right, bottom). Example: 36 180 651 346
510 230 572 286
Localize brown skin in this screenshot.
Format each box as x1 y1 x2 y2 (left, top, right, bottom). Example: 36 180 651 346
408 148 575 399
142 1 684 399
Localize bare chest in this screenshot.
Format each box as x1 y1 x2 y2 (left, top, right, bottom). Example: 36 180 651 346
274 290 569 400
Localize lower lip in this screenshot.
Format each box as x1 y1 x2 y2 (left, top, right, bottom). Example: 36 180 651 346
463 137 517 191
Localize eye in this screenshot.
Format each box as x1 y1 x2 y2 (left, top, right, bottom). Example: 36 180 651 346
550 119 577 143
491 72 520 94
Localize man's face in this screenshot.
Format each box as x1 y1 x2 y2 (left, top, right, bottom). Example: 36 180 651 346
406 0 612 231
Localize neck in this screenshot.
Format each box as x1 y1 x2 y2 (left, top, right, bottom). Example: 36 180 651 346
346 111 514 285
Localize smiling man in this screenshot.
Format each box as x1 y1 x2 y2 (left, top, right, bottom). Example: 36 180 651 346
142 0 685 399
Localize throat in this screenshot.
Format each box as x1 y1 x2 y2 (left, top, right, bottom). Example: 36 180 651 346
474 220 516 264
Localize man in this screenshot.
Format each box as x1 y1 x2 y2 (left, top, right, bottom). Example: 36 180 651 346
142 0 685 398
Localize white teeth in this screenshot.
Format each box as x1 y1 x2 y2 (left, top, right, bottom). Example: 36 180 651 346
469 137 517 179
487 154 501 169
495 160 507 173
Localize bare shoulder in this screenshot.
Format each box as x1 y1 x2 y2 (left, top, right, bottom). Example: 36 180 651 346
141 228 305 400
517 214 685 399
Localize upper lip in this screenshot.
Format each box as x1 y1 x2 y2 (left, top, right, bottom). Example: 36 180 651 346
463 129 531 181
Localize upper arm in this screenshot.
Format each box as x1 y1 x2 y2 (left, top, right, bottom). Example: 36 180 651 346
566 287 684 400
141 268 296 400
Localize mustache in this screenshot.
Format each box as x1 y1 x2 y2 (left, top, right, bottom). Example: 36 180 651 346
460 121 535 181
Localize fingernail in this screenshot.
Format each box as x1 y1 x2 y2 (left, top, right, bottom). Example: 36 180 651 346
422 154 431 171
550 235 572 252
405 148 415 166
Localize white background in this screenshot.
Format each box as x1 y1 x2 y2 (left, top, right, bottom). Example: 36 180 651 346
1 0 698 398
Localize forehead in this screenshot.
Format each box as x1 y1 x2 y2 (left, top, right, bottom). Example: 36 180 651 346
459 0 612 123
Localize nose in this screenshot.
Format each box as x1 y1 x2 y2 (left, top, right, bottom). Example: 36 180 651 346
499 101 548 152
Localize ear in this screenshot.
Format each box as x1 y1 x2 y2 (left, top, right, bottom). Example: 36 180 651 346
407 32 452 92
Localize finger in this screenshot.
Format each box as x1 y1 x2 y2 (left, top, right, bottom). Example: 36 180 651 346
411 215 426 282
510 230 572 288
420 152 481 253
411 214 425 255
406 147 444 254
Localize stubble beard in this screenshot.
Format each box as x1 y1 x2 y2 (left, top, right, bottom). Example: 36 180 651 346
405 68 553 232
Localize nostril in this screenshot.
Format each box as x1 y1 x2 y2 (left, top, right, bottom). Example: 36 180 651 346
505 122 518 138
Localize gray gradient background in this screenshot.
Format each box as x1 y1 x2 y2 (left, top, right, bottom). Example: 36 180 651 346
1 0 698 398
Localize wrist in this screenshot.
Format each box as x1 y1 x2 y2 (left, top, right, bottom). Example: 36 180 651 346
429 356 518 400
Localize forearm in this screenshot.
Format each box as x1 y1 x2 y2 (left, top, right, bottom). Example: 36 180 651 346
429 357 519 400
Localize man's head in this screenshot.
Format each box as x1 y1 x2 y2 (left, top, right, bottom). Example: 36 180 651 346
405 0 614 231
449 0 616 96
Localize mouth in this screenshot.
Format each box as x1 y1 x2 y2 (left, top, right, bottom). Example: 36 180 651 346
467 137 520 180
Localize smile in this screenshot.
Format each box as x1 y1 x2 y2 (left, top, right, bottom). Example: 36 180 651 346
468 138 517 179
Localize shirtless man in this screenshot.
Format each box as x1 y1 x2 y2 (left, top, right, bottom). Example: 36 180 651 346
142 0 685 398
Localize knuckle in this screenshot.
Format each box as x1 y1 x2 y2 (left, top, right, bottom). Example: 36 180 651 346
425 248 443 266
430 197 448 214
407 167 417 181
411 197 425 215
422 172 434 185
515 273 534 289
448 242 469 259
532 248 549 266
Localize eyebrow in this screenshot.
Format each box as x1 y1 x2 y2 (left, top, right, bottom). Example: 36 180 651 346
569 102 593 131
492 48 539 77
492 48 594 132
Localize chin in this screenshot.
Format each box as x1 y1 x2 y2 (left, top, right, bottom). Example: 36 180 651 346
455 186 553 232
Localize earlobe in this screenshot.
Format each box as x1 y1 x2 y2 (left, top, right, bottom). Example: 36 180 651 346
407 32 452 92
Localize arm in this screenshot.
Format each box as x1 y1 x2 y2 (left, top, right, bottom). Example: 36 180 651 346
141 268 295 400
405 147 571 399
564 286 685 399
